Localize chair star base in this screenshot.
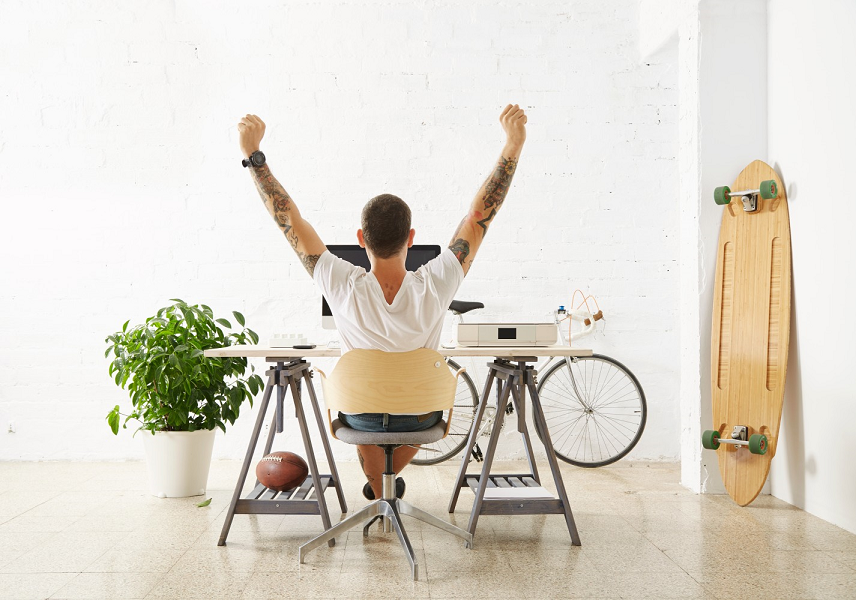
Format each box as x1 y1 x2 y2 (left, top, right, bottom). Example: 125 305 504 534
299 469 472 580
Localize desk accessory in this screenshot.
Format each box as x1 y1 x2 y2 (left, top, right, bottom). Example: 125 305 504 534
457 322 557 347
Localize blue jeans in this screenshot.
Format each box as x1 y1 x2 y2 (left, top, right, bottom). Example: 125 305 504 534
338 411 443 432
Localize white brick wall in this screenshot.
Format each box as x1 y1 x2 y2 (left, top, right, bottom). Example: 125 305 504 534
0 0 680 462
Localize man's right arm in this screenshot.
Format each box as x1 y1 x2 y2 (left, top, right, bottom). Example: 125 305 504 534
449 104 527 275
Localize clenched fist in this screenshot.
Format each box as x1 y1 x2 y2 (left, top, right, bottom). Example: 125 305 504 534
500 104 527 147
237 114 266 158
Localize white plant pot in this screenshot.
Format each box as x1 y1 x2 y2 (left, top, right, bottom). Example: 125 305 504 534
141 429 216 498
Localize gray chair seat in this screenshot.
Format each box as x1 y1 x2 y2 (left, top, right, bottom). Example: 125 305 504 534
331 419 447 445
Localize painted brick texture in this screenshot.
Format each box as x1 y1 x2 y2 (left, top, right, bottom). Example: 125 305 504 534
0 0 679 461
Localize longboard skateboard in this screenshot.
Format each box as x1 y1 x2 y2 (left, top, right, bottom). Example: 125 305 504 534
702 160 791 506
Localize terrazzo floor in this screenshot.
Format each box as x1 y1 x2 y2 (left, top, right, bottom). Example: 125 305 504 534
1 460 855 599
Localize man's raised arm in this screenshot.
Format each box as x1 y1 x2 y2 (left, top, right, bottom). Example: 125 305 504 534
449 104 527 275
238 114 326 277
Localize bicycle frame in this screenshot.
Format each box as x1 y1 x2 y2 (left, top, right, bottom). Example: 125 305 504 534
443 302 603 456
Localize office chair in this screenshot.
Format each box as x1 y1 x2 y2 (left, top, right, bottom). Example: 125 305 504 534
298 348 473 580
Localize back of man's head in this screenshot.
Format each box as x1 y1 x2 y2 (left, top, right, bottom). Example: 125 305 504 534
361 194 412 259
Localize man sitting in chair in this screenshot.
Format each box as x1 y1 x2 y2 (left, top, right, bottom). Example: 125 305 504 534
237 105 527 501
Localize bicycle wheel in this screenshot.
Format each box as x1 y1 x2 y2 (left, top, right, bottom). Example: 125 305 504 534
412 359 479 465
534 354 646 467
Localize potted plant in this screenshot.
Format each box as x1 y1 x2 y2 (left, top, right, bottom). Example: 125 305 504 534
105 298 264 498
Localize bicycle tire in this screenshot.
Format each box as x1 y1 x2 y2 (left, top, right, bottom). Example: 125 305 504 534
412 358 479 465
534 354 646 468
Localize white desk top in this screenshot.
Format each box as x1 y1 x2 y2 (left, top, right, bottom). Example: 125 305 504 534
203 345 593 360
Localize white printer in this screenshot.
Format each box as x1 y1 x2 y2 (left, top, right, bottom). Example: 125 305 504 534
457 323 557 347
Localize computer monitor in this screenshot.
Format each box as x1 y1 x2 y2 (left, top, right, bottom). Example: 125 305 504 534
321 244 442 329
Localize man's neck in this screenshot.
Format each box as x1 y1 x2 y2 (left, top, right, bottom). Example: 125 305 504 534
369 254 407 280
369 253 408 305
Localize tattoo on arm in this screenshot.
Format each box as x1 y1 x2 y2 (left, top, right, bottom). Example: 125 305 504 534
476 208 497 232
476 156 517 234
449 238 470 267
251 164 294 236
298 251 321 276
249 164 320 277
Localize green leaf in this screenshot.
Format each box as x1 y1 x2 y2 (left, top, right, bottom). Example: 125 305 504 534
196 498 212 507
215 318 231 329
170 298 187 304
107 406 120 435
247 329 259 345
232 311 245 327
122 320 130 333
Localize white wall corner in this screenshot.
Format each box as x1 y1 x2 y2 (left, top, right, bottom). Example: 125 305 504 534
677 10 703 493
697 0 768 496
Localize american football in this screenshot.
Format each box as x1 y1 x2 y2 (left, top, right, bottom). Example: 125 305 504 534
256 451 309 492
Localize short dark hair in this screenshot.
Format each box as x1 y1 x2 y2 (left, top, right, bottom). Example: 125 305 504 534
361 194 411 259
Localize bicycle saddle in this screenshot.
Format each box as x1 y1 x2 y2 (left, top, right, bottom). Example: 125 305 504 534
448 300 484 314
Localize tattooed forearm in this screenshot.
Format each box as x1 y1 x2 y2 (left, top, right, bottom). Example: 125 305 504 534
476 156 517 233
250 164 296 239
449 238 471 267
484 156 517 206
247 163 325 277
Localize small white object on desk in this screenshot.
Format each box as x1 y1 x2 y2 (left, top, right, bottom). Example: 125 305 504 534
270 334 308 348
457 323 557 347
482 486 555 500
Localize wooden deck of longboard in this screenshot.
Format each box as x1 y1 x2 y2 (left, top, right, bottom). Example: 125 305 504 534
710 160 791 506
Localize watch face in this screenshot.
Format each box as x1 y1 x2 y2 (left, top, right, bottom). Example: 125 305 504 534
252 152 265 166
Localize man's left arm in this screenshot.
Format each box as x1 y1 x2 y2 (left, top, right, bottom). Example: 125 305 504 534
238 114 326 277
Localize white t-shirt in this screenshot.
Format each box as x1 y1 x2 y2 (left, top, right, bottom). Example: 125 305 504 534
313 248 465 353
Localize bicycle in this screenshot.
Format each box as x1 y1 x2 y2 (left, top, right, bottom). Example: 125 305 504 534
412 293 647 468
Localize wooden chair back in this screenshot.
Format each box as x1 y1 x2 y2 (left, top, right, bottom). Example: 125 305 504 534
315 348 465 440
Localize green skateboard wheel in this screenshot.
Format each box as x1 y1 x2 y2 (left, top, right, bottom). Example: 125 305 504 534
702 430 720 450
714 186 731 205
748 434 768 455
759 180 777 200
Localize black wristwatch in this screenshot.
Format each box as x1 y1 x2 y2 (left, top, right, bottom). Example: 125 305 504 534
242 150 266 168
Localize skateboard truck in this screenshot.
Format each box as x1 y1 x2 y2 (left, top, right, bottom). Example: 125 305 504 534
713 180 778 212
702 426 768 455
